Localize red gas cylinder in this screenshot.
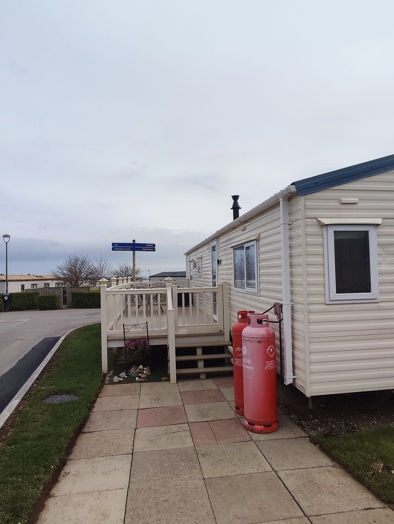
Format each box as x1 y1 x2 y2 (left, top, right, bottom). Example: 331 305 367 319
242 313 278 433
232 310 254 415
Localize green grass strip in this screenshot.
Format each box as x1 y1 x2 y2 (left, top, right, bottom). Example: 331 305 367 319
0 324 104 524
312 426 394 504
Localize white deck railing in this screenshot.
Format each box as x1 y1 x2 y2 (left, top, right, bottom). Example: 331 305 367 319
100 278 230 383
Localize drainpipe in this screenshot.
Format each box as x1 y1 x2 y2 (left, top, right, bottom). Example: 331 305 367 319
280 197 295 385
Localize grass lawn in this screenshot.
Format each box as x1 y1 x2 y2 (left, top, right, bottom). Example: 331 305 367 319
0 323 104 524
312 426 394 504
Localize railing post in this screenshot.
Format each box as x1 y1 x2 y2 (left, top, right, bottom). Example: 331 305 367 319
165 278 177 383
99 279 108 374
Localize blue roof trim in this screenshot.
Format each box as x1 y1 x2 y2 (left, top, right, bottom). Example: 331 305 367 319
292 154 394 196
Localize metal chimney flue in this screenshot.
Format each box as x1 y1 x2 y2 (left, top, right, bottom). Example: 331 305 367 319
231 195 241 220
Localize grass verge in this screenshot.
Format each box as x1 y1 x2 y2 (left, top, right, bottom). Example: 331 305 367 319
0 323 104 524
312 426 394 504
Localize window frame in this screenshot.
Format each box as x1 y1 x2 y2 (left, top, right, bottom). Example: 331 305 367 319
232 240 258 293
323 224 379 304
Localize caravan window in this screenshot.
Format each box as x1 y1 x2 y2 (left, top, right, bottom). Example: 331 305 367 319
233 241 258 293
324 225 379 303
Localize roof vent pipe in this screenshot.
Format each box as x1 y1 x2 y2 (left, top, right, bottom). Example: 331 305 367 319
231 195 241 220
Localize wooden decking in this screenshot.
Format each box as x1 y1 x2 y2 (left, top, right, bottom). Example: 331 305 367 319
100 279 231 383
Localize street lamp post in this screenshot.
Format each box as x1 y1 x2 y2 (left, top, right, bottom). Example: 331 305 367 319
2 234 10 302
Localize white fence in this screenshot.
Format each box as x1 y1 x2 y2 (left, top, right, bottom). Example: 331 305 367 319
100 278 230 383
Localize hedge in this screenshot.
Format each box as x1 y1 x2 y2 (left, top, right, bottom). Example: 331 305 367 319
71 290 100 308
9 292 39 311
0 296 4 312
38 294 59 310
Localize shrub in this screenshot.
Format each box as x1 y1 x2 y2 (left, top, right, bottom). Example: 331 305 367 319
38 294 59 310
9 292 39 311
0 295 4 312
71 290 100 308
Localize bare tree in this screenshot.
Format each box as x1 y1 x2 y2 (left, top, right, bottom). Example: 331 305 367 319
112 262 141 280
52 255 96 287
91 256 113 284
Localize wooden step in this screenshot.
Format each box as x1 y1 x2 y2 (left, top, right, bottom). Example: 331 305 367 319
176 366 233 375
176 340 231 348
176 353 231 362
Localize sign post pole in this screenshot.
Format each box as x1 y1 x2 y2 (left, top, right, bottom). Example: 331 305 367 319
133 240 136 282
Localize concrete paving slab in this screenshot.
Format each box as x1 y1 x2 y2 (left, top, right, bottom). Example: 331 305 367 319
256 519 310 524
125 477 216 524
190 418 252 446
220 386 234 401
37 488 127 524
83 409 137 432
134 423 193 451
92 395 139 411
279 466 384 516
52 455 132 496
185 401 238 422
257 437 334 470
209 418 252 443
197 441 272 478
138 392 183 408
139 382 180 395
130 447 202 485
69 428 134 459
181 388 226 404
212 376 234 387
178 378 218 391
205 471 304 524
190 421 217 446
310 508 394 524
249 413 307 440
100 383 140 396
136 405 187 427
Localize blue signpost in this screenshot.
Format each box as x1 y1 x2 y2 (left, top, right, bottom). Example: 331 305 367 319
112 242 155 252
111 240 156 281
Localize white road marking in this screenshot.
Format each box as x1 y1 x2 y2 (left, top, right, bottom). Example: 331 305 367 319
11 319 30 327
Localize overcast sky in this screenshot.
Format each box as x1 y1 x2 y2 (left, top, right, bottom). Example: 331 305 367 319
1 1 394 278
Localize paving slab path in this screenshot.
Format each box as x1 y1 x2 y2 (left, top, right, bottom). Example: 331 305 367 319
37 376 394 524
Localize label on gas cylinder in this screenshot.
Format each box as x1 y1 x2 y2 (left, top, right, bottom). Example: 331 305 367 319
242 346 253 370
266 345 275 358
265 360 276 370
234 347 242 366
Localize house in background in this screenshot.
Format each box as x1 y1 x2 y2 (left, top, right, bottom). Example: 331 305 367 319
0 275 63 294
185 154 394 400
149 271 187 282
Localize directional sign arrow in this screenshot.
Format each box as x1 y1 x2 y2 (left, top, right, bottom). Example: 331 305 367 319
112 246 155 252
112 242 155 249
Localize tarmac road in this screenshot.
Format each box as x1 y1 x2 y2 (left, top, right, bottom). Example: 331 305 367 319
0 308 100 377
0 309 101 419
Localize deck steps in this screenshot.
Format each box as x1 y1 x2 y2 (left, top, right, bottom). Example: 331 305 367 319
176 366 233 375
175 342 233 379
176 353 232 362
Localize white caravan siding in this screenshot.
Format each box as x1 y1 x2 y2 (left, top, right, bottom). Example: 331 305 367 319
187 204 287 375
288 197 309 395
303 171 394 396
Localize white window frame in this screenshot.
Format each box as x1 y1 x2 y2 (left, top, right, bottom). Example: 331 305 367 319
196 258 202 277
323 224 379 304
233 240 258 293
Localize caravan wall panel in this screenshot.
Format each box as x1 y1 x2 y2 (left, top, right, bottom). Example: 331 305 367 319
303 170 394 396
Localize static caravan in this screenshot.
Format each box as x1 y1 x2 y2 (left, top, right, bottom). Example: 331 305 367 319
185 154 394 399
